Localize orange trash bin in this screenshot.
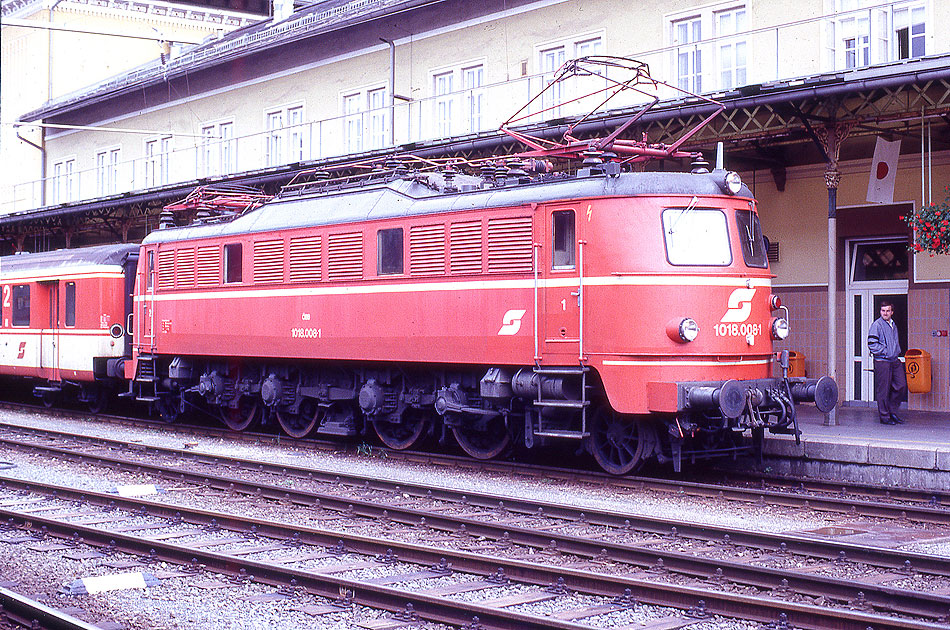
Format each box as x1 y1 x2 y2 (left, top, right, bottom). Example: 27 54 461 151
905 349 932 393
787 351 806 377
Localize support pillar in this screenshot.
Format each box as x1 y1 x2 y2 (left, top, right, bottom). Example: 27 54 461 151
815 121 854 426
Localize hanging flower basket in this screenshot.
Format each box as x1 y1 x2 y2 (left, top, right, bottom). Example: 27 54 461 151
902 186 950 256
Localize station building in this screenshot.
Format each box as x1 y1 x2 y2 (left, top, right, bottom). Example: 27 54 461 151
1 0 948 415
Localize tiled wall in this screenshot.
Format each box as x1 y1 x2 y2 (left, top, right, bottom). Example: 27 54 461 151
773 285 949 412
773 288 829 378
907 285 950 411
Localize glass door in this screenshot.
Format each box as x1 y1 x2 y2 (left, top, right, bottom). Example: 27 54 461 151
845 239 908 403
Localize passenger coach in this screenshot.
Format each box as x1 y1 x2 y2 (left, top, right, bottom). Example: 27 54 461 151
0 244 138 410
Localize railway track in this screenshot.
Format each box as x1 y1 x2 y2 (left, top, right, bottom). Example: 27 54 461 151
2 400 947 519
0 419 948 629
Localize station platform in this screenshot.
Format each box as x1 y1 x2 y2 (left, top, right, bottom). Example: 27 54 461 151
759 405 950 492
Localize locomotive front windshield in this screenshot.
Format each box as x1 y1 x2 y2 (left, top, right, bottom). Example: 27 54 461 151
736 209 769 268
662 206 732 266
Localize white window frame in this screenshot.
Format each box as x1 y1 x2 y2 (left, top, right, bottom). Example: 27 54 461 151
341 85 389 153
667 4 749 94
199 120 236 177
264 102 308 166
51 156 77 204
433 70 455 137
95 146 121 196
428 61 488 138
715 6 747 91
534 33 604 120
144 136 172 187
825 0 929 71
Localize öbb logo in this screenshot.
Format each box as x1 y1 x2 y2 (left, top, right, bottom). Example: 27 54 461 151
498 309 527 335
720 288 756 324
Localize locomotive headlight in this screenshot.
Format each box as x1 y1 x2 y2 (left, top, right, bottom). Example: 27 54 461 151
724 171 743 195
771 317 790 340
668 317 700 342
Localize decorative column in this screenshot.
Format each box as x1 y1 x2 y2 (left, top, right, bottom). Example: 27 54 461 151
815 121 854 426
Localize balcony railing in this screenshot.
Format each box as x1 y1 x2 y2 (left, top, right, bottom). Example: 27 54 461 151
1 0 933 216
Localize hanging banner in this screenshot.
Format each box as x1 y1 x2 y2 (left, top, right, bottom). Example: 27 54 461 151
867 136 901 203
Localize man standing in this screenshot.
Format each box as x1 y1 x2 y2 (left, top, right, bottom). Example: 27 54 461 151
867 300 907 425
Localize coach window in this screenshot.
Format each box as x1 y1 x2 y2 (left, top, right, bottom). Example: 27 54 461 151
377 228 404 275
552 210 575 269
64 282 76 327
224 243 243 283
12 285 30 327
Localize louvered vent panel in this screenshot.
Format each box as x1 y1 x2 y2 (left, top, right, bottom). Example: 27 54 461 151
157 250 175 291
449 220 483 275
253 239 284 284
175 248 195 287
195 246 219 287
410 224 446 276
327 232 363 281
289 235 322 282
487 217 533 273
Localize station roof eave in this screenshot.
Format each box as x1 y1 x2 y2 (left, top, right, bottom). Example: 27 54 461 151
2 55 949 247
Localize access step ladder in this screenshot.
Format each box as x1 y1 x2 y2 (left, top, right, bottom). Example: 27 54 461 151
531 365 590 439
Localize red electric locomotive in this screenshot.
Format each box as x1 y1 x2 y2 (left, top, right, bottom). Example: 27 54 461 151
0 244 139 410
121 57 837 474
123 163 835 473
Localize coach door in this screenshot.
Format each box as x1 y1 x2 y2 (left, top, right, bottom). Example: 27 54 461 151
845 239 908 403
38 280 61 381
541 207 583 362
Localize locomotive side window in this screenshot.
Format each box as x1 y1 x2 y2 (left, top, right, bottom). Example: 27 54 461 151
736 209 768 268
377 228 404 275
552 210 575 269
12 285 30 327
661 206 731 266
64 282 76 327
224 243 243 283
146 250 155 290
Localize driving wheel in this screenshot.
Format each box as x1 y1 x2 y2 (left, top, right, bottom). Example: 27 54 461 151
373 407 428 450
276 399 322 438
452 414 510 460
589 405 656 475
220 395 263 431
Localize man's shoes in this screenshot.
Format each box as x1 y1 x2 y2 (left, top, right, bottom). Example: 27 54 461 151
890 414 905 424
880 417 898 425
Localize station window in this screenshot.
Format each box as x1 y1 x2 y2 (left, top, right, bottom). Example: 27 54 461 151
552 210 575 269
12 285 30 327
64 282 76 327
224 243 243 283
377 228 404 275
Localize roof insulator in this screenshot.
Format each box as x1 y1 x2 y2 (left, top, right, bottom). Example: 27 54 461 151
691 158 711 174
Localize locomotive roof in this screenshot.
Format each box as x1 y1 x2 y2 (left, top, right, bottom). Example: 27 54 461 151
0 243 140 278
144 169 754 245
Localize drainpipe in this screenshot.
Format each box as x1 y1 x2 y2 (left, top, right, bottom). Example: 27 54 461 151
380 37 395 147
16 126 46 207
